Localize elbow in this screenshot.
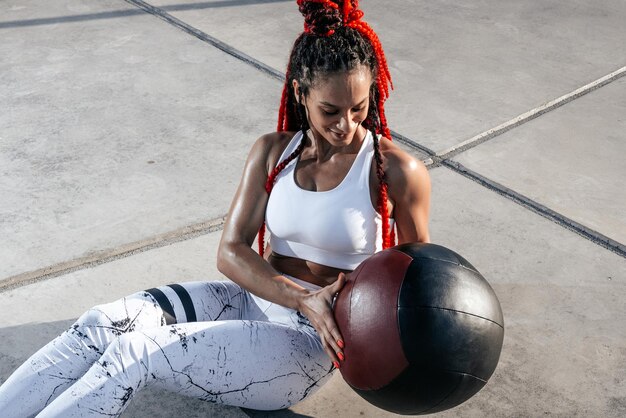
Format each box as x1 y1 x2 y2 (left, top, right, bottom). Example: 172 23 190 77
216 241 231 276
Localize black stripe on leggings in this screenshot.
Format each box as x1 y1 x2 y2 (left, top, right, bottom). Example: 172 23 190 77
145 287 177 325
167 284 197 323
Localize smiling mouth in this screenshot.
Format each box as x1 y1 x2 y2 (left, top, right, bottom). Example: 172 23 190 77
330 130 349 138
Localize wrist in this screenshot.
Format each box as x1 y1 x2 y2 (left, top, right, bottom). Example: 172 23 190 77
293 287 310 312
274 274 311 311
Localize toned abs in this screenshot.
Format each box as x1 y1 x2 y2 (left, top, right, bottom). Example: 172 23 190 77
268 251 350 287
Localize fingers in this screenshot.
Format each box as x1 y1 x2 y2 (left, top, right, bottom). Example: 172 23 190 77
320 326 344 368
327 273 347 368
322 312 345 369
322 336 340 367
329 272 347 310
302 277 348 369
308 299 344 368
335 272 347 289
331 273 346 343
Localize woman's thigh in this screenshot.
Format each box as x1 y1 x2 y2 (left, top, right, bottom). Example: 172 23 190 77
145 280 268 324
96 320 334 412
152 320 332 409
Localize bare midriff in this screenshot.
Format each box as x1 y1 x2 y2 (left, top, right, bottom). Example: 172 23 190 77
268 251 351 288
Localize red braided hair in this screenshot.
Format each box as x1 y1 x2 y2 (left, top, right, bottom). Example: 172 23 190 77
258 136 306 255
280 1 393 137
259 0 395 257
342 0 393 139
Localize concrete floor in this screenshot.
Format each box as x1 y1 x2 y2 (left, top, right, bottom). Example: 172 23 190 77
1 0 625 416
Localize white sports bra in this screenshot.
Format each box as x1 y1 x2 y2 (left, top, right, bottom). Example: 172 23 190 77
265 130 390 270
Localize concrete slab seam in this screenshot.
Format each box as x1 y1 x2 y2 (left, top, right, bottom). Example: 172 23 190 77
391 131 437 169
435 66 626 160
443 160 626 259
0 9 145 29
123 0 284 81
0 1 292 29
0 216 227 293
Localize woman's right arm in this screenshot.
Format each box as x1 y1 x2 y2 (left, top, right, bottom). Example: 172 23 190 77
216 133 345 366
217 133 307 310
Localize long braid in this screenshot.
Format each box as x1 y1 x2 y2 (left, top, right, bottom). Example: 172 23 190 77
260 87 309 256
258 134 306 256
340 0 393 138
365 88 394 248
277 80 289 132
344 1 393 139
277 33 307 133
371 128 394 249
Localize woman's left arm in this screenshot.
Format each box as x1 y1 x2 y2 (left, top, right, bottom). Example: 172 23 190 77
385 144 432 244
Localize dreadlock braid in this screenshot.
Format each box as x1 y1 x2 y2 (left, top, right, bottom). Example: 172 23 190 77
371 128 393 249
260 0 395 256
258 135 306 255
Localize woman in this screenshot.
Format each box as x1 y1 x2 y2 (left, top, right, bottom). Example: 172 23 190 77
0 1 430 416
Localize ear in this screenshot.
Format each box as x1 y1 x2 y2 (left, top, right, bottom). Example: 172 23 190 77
292 79 301 104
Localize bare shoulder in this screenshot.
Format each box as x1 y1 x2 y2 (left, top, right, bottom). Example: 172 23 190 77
251 131 299 172
378 136 429 187
377 137 431 242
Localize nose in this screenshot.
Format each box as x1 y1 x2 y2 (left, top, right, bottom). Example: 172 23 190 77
336 113 356 133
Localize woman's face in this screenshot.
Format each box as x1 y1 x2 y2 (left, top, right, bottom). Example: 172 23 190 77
295 66 372 147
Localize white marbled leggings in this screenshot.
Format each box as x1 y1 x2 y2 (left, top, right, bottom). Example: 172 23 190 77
0 278 334 417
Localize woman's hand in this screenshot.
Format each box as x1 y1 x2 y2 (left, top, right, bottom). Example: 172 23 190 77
297 273 347 368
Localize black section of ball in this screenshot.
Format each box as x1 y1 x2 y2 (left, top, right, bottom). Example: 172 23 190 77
345 243 504 415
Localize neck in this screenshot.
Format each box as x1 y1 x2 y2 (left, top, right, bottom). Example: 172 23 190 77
306 125 366 162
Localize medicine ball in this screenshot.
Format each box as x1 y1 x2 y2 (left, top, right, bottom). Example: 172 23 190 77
333 243 504 415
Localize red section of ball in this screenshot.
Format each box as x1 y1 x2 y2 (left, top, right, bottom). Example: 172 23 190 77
333 249 413 390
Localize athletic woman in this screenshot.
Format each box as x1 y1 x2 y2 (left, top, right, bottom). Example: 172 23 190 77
0 1 430 416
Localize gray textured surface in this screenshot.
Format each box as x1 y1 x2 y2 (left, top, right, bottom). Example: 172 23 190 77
0 0 280 278
454 77 626 244
1 0 625 417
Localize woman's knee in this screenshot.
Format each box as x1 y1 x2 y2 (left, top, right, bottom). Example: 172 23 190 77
74 304 112 329
70 292 163 347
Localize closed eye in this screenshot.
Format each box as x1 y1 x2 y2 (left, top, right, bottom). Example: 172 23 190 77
322 108 364 115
